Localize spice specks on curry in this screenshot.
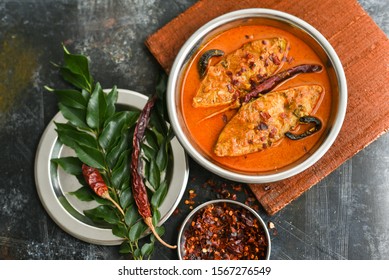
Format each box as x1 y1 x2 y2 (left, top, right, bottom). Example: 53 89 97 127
180 24 332 173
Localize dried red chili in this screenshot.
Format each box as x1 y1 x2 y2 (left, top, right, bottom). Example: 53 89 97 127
82 164 125 216
240 64 323 103
200 64 322 122
182 202 268 260
131 95 177 249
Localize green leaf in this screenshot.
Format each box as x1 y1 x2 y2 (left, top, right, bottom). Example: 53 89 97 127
150 110 168 136
119 177 130 191
111 150 129 189
55 122 98 150
60 67 93 93
155 139 169 172
155 74 169 122
86 83 107 129
128 220 147 242
104 86 118 120
151 127 164 146
141 242 154 258
112 223 128 238
61 46 93 92
51 156 83 176
73 142 105 169
58 103 88 129
63 48 90 77
119 241 131 254
99 111 131 151
151 180 168 208
148 160 160 190
68 186 94 201
106 131 129 169
120 187 133 209
141 143 156 161
133 248 142 259
84 205 120 224
152 208 161 226
81 89 89 98
50 89 87 109
144 129 159 150
124 205 140 227
143 159 150 185
127 110 141 128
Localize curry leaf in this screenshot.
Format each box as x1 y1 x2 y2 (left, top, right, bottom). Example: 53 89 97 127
99 111 131 151
141 243 154 258
133 248 141 259
55 122 97 150
128 220 147 242
155 73 169 121
58 103 88 129
60 67 93 93
106 131 129 169
50 88 87 109
68 186 94 201
141 143 156 161
145 129 159 150
152 208 161 227
120 187 133 209
72 142 105 169
124 205 140 227
151 127 164 146
148 160 160 190
84 205 120 224
86 83 107 129
151 181 168 208
155 139 169 172
112 223 128 238
120 178 130 191
62 45 93 92
104 86 118 120
119 241 131 254
111 150 130 189
51 156 83 176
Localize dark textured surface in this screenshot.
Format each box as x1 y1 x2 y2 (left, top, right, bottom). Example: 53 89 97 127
0 0 388 260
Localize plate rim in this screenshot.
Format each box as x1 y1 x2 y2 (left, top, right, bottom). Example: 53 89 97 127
34 89 189 245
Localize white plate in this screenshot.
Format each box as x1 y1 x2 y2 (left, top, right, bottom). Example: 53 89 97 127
34 89 189 245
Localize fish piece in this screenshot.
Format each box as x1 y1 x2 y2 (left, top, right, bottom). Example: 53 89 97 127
193 37 289 108
214 85 323 157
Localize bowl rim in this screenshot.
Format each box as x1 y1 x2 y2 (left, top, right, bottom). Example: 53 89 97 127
167 8 347 183
177 199 271 260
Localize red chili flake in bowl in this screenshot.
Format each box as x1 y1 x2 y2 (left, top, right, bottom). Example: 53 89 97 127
181 202 268 260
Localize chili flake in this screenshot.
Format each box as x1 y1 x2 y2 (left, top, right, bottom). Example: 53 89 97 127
181 202 268 260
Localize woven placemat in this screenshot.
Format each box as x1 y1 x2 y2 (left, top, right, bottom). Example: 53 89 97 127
145 0 389 215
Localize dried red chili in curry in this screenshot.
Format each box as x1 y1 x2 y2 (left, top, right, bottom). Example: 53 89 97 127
181 202 268 260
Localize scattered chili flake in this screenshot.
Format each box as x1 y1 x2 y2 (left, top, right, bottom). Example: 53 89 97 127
222 114 228 124
185 189 198 209
182 202 268 260
268 221 278 236
173 208 180 215
263 185 271 191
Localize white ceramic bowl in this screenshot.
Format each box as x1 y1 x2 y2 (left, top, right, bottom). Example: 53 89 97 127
167 8 347 183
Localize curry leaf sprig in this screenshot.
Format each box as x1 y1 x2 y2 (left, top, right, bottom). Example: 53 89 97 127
47 45 172 259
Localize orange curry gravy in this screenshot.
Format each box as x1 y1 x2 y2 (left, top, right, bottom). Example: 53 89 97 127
180 25 332 173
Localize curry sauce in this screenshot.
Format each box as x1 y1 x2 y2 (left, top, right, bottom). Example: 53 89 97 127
180 25 332 173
